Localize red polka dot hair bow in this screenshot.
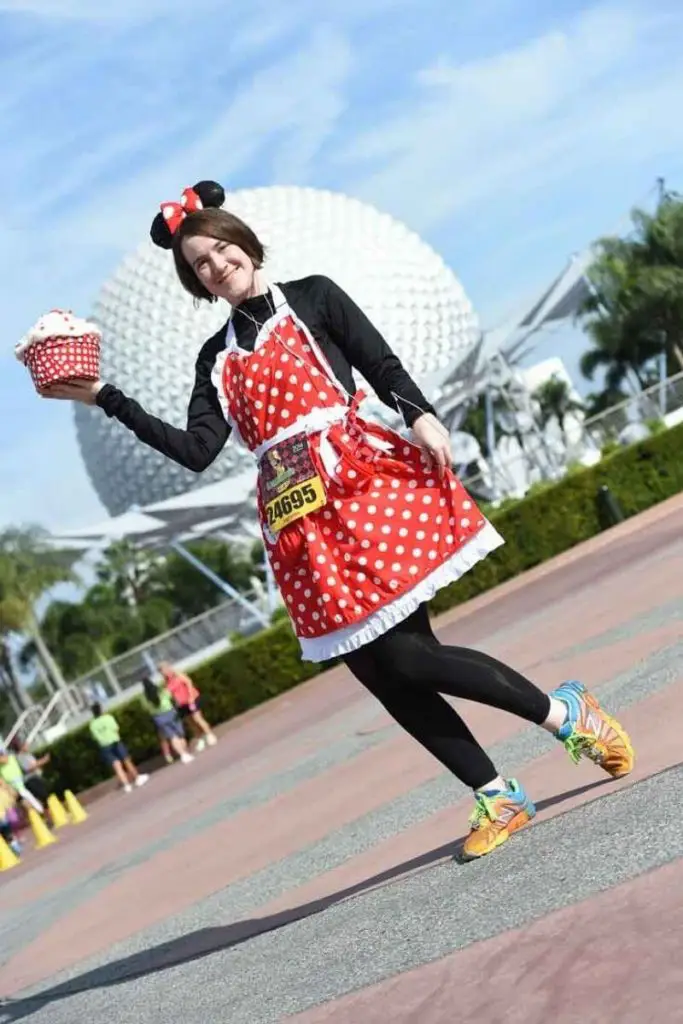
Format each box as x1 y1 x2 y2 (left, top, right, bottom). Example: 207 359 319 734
159 187 203 236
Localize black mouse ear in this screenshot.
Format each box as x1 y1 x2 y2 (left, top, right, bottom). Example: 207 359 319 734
150 211 174 250
192 180 225 209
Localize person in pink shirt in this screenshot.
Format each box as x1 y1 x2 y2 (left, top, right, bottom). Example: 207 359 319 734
158 662 217 752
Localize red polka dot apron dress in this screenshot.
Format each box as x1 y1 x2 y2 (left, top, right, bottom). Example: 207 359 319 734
212 284 503 661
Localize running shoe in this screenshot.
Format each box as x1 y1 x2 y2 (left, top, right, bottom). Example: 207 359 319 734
461 779 536 861
551 680 634 778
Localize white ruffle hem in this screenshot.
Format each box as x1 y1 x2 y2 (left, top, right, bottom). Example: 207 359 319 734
298 519 504 663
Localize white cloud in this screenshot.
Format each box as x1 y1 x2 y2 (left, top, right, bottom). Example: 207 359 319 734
342 3 683 230
52 24 353 246
3 0 683 534
0 13 355 532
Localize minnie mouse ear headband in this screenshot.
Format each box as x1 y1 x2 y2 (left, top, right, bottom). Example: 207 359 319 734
149 180 226 250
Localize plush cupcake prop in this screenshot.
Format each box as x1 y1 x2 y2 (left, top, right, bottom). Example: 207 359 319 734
15 309 101 393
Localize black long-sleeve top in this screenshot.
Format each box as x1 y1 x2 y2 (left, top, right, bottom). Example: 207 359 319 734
97 274 436 473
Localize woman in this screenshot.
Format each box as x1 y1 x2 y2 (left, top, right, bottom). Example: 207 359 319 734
157 662 217 752
0 778 22 856
0 742 46 815
88 702 150 794
141 675 194 765
8 737 52 808
45 180 634 859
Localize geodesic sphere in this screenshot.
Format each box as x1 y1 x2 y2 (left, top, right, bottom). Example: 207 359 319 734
75 186 480 513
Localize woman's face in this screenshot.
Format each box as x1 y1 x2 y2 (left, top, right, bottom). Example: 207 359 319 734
181 234 257 304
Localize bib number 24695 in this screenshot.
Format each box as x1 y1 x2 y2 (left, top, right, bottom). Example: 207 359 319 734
265 477 326 532
260 433 327 533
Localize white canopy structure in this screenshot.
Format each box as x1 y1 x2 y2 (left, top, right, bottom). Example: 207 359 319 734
428 249 596 430
141 472 257 532
53 509 174 543
50 500 271 628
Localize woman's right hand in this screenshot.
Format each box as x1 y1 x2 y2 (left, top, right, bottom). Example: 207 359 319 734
41 380 104 405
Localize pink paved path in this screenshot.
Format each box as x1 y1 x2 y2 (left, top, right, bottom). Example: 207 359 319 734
291 857 683 1024
2 492 683 1022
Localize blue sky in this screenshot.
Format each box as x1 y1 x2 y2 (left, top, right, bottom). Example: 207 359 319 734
1 0 682 533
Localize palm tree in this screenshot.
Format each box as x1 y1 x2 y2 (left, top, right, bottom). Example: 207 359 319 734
578 192 683 403
95 539 160 606
532 376 584 434
583 386 629 420
0 636 28 715
578 249 663 391
628 196 683 370
0 526 78 710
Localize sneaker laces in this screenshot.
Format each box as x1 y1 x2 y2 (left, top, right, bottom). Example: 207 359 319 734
468 792 498 829
562 729 606 766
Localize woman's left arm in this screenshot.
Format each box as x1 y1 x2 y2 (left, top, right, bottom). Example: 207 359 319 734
321 276 453 469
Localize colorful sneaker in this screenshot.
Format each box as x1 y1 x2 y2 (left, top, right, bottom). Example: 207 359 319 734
461 779 536 861
552 680 634 778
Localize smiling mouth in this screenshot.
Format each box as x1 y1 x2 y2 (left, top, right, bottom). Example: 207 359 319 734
218 268 236 284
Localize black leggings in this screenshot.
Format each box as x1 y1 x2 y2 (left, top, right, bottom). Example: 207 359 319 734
343 604 551 790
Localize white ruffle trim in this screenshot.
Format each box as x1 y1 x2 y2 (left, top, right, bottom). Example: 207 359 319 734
298 520 505 663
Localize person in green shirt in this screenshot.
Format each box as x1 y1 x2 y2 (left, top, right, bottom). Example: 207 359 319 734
141 676 194 766
88 704 149 793
0 744 45 814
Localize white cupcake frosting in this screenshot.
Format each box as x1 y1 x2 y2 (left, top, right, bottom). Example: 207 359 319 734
15 309 101 362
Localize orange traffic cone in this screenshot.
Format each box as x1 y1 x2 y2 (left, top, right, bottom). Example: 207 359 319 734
0 834 20 871
47 793 69 828
63 789 88 824
28 807 57 849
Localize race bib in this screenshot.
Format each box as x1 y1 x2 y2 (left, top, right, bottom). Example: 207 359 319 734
259 434 327 533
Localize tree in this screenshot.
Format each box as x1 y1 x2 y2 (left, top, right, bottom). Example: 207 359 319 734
459 392 510 457
0 637 27 717
0 526 76 701
95 539 160 606
578 191 683 404
578 249 663 390
627 196 683 370
23 581 176 680
22 536 260 680
583 386 629 420
151 539 260 623
532 376 584 433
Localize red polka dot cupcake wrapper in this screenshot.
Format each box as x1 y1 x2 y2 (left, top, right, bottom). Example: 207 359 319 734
23 334 100 392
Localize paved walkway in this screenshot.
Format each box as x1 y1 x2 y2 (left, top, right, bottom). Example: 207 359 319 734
2 494 683 1023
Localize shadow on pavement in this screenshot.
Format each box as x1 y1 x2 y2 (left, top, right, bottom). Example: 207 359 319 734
0 777 610 1021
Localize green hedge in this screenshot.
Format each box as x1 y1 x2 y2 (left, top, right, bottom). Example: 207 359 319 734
42 422 683 794
42 622 322 794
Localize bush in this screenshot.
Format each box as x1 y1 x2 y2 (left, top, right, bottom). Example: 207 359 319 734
431 424 683 613
42 422 683 794
42 621 326 794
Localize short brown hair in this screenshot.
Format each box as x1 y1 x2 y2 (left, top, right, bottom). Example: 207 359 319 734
172 209 266 303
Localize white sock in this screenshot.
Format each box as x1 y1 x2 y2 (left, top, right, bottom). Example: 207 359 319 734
475 774 507 794
542 696 568 734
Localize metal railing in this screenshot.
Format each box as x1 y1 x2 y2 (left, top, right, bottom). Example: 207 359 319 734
4 705 46 747
25 690 79 746
68 588 269 704
459 371 683 501
580 370 683 447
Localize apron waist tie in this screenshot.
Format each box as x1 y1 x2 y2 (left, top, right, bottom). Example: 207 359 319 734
319 391 394 479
